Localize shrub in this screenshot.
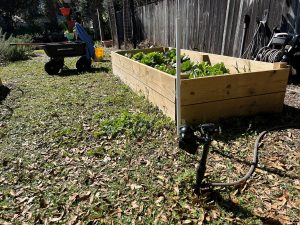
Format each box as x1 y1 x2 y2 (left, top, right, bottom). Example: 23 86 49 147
0 29 33 62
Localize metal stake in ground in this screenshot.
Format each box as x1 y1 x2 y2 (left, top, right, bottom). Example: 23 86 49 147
176 0 181 135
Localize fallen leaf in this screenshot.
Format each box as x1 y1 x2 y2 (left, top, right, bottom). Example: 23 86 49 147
67 215 78 225
174 186 179 195
131 201 139 209
18 197 28 204
117 207 122 218
157 175 166 181
78 191 91 201
155 196 164 204
49 210 65 222
130 184 143 190
68 193 79 204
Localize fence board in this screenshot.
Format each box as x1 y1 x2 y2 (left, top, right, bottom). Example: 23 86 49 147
135 0 300 57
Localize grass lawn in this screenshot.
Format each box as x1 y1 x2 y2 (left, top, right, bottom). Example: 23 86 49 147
0 51 299 224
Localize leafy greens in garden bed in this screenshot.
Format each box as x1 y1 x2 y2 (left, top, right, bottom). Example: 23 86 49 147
126 49 230 78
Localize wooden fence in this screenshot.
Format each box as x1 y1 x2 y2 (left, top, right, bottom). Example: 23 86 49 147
134 0 300 57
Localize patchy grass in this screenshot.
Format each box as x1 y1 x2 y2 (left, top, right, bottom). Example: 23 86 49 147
0 51 299 224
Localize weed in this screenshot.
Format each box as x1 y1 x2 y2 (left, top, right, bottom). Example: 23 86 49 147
95 111 166 139
87 147 105 158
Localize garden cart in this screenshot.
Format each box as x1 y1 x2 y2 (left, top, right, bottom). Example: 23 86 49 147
10 23 101 75
42 41 91 75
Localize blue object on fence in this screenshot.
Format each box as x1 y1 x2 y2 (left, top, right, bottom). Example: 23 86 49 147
75 22 95 60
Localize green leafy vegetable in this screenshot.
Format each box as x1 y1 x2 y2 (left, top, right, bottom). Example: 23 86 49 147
155 64 176 75
131 52 145 61
140 52 164 66
189 62 229 78
126 50 230 78
181 60 194 72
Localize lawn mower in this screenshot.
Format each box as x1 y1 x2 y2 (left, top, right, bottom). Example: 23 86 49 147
241 13 300 78
255 30 300 72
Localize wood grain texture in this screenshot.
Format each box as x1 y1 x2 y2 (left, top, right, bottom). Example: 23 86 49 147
111 51 176 119
181 69 289 106
181 92 286 124
111 51 176 102
135 0 300 57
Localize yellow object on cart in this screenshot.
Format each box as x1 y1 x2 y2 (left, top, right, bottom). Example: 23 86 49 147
94 47 104 62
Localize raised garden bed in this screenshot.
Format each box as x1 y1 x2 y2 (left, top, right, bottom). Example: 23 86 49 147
111 48 290 124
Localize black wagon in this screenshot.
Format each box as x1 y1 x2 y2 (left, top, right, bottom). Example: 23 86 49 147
42 41 92 75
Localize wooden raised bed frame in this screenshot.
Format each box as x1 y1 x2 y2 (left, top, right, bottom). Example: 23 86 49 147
111 48 290 124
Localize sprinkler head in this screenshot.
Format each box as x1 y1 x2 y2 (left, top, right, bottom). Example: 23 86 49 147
179 126 199 155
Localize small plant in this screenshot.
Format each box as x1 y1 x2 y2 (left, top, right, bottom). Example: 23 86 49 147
140 52 164 67
95 111 172 139
0 29 33 62
87 147 105 158
131 52 145 61
181 60 194 72
155 64 176 75
96 111 154 139
189 62 229 78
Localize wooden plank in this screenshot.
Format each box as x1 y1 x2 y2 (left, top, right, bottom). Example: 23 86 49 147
111 51 176 102
181 69 289 105
180 49 287 72
181 92 286 124
112 60 176 119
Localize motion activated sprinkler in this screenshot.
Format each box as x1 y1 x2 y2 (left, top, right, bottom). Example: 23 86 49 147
179 123 259 195
179 123 300 194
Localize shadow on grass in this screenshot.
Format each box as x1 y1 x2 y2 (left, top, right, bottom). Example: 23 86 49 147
216 105 300 143
0 85 11 102
211 148 300 181
99 59 111 63
208 105 300 180
55 67 110 77
206 190 283 225
288 75 300 85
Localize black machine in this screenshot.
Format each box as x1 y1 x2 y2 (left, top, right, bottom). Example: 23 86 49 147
241 11 300 78
255 30 300 75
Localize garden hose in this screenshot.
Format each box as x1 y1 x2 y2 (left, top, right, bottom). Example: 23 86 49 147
206 123 300 187
255 46 284 63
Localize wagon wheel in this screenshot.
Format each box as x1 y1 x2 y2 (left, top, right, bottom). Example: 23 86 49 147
45 61 60 75
44 58 64 75
76 56 91 72
56 58 64 70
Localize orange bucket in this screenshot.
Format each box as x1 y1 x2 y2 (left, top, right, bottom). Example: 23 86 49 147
94 47 104 61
